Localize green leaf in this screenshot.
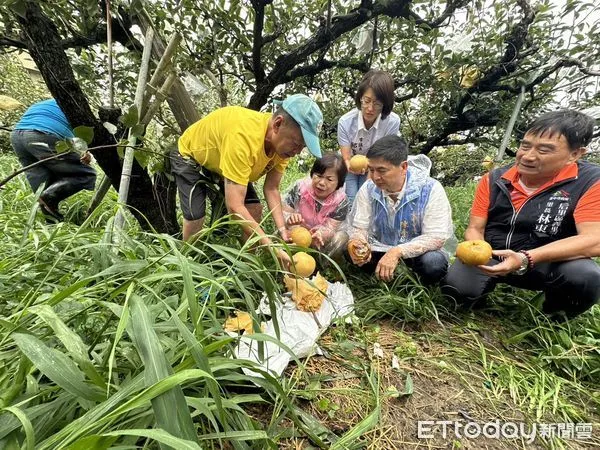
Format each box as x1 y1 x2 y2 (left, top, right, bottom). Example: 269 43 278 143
73 126 94 144
28 305 88 364
119 105 139 128
557 330 573 349
64 435 117 450
104 429 201 449
0 394 69 440
133 148 150 168
168 308 224 426
38 370 214 449
130 0 144 14
128 296 199 448
28 305 105 388
55 140 71 154
12 333 103 403
130 123 145 138
404 372 414 396
196 430 269 441
8 0 28 19
1 406 34 450
107 291 131 397
117 139 128 159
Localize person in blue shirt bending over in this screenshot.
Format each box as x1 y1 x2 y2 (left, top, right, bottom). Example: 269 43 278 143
10 99 96 221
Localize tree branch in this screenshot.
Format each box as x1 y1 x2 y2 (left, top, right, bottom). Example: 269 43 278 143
0 9 142 52
418 0 536 154
262 31 283 46
250 0 267 83
409 0 471 29
467 0 535 94
394 76 420 88
395 91 418 103
0 36 27 49
527 57 600 87
248 0 466 108
281 59 370 84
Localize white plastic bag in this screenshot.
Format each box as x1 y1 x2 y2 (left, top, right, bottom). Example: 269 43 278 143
230 281 354 377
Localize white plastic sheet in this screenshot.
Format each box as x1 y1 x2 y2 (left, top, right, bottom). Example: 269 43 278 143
230 281 354 378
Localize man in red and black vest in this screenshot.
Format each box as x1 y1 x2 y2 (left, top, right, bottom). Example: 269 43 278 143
444 109 600 319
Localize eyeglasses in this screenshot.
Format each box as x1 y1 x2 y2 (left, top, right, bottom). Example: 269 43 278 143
360 97 384 111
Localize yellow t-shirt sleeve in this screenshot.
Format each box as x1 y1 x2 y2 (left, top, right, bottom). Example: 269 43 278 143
220 132 254 185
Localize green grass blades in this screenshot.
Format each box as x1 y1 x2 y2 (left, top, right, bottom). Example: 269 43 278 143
128 295 199 448
2 152 600 448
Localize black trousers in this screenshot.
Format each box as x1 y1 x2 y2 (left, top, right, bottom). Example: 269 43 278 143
442 258 600 318
11 130 96 205
358 250 449 285
170 150 260 221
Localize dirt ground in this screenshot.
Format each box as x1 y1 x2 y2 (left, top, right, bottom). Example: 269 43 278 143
278 320 599 449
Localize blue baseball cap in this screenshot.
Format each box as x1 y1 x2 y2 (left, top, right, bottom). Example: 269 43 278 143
274 94 323 158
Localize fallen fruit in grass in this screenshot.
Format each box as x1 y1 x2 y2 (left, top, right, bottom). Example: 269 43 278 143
347 238 371 264
456 239 492 265
224 311 264 335
290 252 316 278
349 155 368 172
290 226 312 247
284 273 328 312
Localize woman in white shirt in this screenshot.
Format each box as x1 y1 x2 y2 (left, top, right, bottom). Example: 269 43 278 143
338 70 401 203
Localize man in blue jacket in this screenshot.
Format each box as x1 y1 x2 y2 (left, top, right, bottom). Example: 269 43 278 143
346 135 453 284
10 99 96 221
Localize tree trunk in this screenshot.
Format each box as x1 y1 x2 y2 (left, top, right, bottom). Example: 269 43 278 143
16 2 178 234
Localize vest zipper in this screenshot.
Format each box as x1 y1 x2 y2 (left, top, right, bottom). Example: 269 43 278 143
497 176 576 249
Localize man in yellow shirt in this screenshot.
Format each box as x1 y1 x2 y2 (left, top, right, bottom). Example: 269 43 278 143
172 94 323 265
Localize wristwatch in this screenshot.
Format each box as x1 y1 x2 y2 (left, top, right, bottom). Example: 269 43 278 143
514 252 529 275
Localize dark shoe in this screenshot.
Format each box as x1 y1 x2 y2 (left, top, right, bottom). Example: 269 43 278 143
39 198 64 222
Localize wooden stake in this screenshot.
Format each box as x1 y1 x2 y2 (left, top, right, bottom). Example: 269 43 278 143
113 27 154 238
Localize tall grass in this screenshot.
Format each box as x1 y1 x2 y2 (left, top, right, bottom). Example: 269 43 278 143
0 154 343 448
1 153 599 448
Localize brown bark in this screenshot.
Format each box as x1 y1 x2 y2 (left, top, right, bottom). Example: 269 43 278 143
134 12 200 131
15 2 178 234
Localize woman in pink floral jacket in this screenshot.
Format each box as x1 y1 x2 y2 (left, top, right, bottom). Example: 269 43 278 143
283 153 349 253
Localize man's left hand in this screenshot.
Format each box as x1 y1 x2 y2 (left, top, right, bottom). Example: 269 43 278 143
477 249 523 276
376 247 402 282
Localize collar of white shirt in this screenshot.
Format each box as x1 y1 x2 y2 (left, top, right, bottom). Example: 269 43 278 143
358 110 381 132
383 183 407 211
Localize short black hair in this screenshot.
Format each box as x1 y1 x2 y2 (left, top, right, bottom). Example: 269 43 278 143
274 107 300 129
366 135 408 166
354 70 396 119
310 153 347 190
526 109 595 151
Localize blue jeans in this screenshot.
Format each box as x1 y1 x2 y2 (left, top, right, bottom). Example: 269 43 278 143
10 130 96 204
345 172 368 203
